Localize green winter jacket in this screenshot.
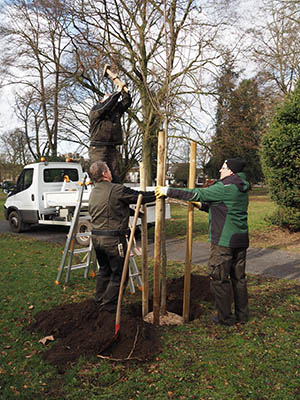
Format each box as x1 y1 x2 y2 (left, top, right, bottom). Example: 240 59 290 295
167 172 250 248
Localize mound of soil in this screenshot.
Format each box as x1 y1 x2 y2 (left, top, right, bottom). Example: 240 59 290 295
29 274 213 369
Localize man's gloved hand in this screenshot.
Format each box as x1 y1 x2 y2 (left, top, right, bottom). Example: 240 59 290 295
155 186 168 198
117 81 128 92
191 201 202 209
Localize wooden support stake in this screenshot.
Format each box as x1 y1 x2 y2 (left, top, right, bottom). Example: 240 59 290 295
153 130 165 325
160 130 167 315
140 162 149 318
183 141 197 322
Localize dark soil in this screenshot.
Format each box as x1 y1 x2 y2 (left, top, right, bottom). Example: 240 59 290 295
28 274 213 369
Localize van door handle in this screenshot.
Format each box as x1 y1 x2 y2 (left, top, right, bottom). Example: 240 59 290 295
31 194 34 201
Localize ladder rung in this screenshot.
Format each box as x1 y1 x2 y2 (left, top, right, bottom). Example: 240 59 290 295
76 232 91 237
64 263 89 270
129 272 141 278
71 247 90 254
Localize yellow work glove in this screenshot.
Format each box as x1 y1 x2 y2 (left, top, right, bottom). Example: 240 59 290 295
191 201 202 209
155 186 168 198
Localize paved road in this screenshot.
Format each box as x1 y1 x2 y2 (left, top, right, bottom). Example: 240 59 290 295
1 220 299 282
147 239 300 282
0 220 68 245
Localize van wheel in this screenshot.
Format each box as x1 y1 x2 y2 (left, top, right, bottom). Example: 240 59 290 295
8 210 25 233
76 220 92 246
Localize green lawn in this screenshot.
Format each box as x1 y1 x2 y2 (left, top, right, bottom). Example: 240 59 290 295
0 192 6 221
0 185 299 399
162 186 277 243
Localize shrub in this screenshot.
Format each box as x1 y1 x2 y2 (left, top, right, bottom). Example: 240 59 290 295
261 79 300 231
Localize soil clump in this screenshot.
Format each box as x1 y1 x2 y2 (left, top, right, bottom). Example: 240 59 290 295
29 274 213 369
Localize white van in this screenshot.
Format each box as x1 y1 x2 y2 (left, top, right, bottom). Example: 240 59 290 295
4 160 170 242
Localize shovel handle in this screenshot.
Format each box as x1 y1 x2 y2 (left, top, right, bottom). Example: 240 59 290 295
114 194 143 337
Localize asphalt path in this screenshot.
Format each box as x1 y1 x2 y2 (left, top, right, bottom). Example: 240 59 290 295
1 220 299 282
0 220 68 245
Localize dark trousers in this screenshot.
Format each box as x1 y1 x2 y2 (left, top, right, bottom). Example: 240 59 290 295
208 244 249 324
89 145 121 183
94 241 128 312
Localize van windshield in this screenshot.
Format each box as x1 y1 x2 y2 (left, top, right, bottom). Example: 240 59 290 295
44 168 79 183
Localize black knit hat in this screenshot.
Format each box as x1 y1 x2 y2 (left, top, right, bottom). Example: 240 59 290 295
225 158 246 173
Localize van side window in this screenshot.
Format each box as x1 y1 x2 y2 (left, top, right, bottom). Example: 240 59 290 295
10 168 34 195
23 169 34 189
43 168 79 183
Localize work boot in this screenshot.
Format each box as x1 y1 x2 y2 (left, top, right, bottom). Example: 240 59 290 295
99 280 121 312
95 275 110 304
211 314 236 326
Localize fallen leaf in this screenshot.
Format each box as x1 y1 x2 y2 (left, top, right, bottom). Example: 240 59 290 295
39 335 55 345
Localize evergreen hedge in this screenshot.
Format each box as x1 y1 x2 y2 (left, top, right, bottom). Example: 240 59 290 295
261 80 300 231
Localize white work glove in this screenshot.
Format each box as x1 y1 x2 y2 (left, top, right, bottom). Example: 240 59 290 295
191 201 202 209
117 81 127 92
155 186 168 198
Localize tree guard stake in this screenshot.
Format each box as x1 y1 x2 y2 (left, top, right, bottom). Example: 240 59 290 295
183 141 197 322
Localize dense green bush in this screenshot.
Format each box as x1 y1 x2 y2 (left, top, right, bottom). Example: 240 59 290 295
267 206 300 232
261 79 300 231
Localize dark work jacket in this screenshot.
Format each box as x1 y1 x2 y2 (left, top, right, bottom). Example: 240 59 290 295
167 172 250 248
88 181 155 250
89 91 132 146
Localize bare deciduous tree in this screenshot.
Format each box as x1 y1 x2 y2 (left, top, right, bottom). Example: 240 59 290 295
250 0 300 95
1 0 239 181
0 128 33 165
66 0 235 182
0 0 78 157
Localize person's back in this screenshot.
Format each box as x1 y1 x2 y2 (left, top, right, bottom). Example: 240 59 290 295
89 181 133 233
88 90 132 183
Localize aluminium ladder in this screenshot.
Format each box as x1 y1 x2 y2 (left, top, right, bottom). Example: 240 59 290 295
55 176 143 293
55 174 97 284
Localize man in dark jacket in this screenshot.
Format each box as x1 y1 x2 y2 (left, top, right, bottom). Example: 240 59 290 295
155 158 250 326
89 86 132 183
88 160 155 312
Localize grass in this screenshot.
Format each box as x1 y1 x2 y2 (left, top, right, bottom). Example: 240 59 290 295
163 186 279 246
0 235 299 399
0 187 299 399
0 192 6 221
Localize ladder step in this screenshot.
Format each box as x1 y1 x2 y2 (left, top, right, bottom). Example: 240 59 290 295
64 262 89 270
129 272 141 278
71 247 90 254
76 232 91 237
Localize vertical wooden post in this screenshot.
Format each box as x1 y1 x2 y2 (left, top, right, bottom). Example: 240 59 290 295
153 130 165 325
160 129 167 315
182 141 197 322
140 162 149 318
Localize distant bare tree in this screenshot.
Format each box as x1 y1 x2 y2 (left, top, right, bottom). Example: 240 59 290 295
0 0 79 157
0 128 33 165
250 0 300 95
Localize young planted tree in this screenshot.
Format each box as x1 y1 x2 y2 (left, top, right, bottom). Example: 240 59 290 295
261 78 300 231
